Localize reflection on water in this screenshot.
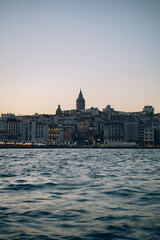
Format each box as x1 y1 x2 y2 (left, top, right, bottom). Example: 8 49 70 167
0 149 160 239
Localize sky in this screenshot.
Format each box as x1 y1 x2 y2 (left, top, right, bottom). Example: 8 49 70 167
0 0 160 115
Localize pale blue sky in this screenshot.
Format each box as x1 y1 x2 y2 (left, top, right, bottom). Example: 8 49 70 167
0 0 160 114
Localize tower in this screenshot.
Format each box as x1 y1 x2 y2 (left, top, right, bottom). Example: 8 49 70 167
56 104 62 116
76 89 85 110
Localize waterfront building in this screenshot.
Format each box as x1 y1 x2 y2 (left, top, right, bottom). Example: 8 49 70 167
144 127 155 146
89 125 99 141
63 127 73 143
7 118 22 140
104 121 124 143
124 122 138 142
62 120 76 143
22 121 49 143
104 120 139 146
138 121 145 146
0 120 8 140
76 90 85 110
77 120 90 139
154 125 160 146
48 125 63 143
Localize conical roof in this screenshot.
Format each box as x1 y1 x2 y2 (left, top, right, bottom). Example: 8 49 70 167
77 90 84 100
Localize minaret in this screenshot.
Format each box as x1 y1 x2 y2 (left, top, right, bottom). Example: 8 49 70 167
76 89 85 110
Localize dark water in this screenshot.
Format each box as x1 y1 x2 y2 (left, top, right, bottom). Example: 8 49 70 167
0 149 160 240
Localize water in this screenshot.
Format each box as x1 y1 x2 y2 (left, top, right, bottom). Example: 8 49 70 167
0 149 160 240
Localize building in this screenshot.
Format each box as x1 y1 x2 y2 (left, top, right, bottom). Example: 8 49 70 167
143 106 154 115
103 104 114 113
63 127 73 143
22 121 49 143
56 105 62 116
144 127 155 146
124 122 138 142
0 120 8 140
138 121 145 146
104 121 124 143
48 125 63 143
76 90 85 110
1 113 15 121
154 125 160 147
77 120 90 139
7 118 22 140
62 120 76 143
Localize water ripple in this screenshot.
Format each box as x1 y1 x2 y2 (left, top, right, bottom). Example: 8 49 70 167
0 149 160 240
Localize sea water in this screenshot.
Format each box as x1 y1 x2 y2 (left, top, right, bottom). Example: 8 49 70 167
0 149 160 240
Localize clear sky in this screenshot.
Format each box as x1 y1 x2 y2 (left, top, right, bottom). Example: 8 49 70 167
0 0 160 115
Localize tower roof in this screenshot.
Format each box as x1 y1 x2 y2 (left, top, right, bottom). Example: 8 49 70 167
77 90 84 100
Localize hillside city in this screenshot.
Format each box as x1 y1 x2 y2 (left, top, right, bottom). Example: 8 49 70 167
0 90 160 148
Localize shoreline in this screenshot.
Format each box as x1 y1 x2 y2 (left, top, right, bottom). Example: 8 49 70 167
0 145 159 149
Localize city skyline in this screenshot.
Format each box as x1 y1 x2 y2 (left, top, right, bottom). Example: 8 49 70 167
0 0 160 115
0 89 158 116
